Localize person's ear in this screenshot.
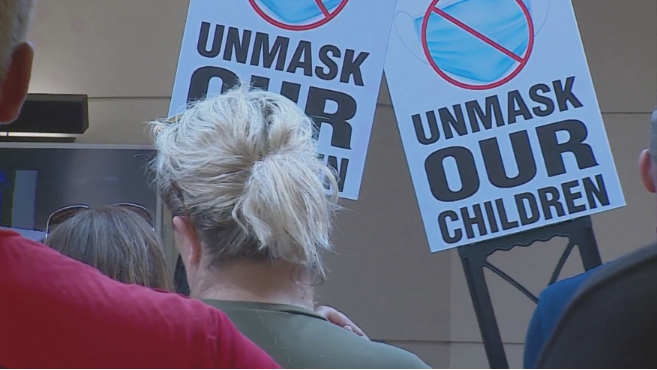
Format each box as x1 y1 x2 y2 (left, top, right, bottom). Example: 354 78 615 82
172 215 202 266
639 149 656 193
0 42 34 124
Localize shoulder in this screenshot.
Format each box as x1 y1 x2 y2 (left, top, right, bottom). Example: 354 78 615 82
364 340 431 368
575 243 657 295
316 323 430 368
0 228 39 246
538 265 603 310
538 242 657 368
289 317 430 368
526 265 603 367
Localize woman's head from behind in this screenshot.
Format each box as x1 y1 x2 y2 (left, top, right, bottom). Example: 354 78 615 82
45 207 172 290
150 84 339 297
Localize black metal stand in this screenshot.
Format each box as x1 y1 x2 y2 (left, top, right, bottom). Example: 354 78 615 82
457 216 602 369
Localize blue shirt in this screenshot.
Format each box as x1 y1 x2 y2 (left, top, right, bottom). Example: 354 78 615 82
523 266 603 368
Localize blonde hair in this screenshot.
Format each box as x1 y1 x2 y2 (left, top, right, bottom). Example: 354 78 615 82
0 0 34 80
150 84 339 277
45 207 173 290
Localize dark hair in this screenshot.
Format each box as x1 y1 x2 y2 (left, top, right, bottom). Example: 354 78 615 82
44 207 173 290
174 255 190 296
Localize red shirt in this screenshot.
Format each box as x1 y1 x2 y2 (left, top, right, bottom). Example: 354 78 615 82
0 229 280 368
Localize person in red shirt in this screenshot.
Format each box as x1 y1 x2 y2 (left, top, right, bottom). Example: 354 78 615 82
0 1 279 367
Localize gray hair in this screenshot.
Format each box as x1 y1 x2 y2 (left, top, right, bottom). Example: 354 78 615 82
0 0 34 80
150 84 339 277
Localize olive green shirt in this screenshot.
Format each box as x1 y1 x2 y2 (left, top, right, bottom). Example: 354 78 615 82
203 300 431 369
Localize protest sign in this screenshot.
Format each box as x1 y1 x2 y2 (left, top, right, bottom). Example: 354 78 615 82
169 0 397 200
384 0 625 252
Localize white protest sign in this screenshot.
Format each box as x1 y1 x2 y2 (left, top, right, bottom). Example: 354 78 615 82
169 0 397 200
384 0 625 253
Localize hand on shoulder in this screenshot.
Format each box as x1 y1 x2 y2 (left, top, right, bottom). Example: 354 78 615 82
315 305 369 339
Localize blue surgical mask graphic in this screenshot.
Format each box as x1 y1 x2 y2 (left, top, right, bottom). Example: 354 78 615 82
395 0 550 84
258 0 342 24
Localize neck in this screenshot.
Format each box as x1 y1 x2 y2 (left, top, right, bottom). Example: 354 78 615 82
193 259 316 310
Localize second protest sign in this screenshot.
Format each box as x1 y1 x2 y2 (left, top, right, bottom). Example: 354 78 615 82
384 0 625 252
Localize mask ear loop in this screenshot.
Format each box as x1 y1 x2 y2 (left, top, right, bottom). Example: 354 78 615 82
528 0 551 36
393 11 429 65
393 0 548 65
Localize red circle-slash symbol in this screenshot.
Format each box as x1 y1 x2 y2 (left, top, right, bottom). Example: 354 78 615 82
249 0 349 31
421 0 534 90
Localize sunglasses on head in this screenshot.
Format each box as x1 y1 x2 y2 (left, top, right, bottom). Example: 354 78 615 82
45 203 153 239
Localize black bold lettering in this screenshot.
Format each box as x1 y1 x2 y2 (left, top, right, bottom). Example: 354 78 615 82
246 77 301 104
495 198 519 230
327 156 349 193
425 147 479 202
412 111 440 145
529 83 555 117
223 27 251 64
461 204 487 239
305 87 355 149
538 186 565 220
280 81 301 103
553 76 583 111
197 22 224 58
480 130 537 188
318 154 328 189
287 41 313 76
438 105 468 139
507 90 533 124
515 192 540 225
187 66 238 103
583 174 610 209
484 201 499 233
250 75 270 90
250 33 289 70
340 49 369 86
316 45 340 81
439 211 462 244
562 180 586 214
465 95 504 133
537 119 599 177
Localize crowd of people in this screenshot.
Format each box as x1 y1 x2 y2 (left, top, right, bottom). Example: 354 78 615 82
3 0 657 368
0 0 427 367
